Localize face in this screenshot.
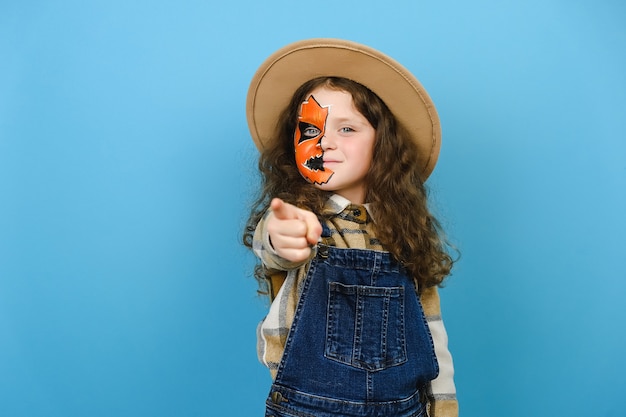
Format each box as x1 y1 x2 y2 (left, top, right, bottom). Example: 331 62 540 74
294 86 376 204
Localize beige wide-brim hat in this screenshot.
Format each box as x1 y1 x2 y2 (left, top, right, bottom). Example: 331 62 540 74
246 38 441 179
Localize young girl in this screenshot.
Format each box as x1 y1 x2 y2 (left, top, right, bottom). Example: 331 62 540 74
244 39 458 417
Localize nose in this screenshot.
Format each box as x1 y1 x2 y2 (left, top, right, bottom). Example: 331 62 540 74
320 134 336 150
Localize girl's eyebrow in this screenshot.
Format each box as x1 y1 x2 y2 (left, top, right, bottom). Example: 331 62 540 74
329 116 369 125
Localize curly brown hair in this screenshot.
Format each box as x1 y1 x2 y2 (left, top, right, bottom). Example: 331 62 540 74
243 76 456 294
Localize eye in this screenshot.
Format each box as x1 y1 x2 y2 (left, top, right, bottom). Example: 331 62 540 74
339 127 355 134
304 126 322 138
298 122 322 142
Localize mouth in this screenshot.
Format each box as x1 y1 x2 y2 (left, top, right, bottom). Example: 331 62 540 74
298 154 334 185
304 155 325 172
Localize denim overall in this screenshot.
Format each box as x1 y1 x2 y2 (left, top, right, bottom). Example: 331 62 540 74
265 222 439 417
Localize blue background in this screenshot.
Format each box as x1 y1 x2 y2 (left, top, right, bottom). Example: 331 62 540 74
1 1 625 416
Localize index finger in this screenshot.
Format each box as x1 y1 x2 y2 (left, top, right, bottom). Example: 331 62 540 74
270 198 299 220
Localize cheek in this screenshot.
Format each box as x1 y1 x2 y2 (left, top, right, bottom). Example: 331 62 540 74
351 142 375 166
295 140 321 165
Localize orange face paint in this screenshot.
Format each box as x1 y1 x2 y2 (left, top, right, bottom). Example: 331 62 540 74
294 95 334 184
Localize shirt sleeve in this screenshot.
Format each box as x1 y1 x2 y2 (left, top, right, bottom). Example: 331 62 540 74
253 211 309 378
420 285 459 417
256 271 298 377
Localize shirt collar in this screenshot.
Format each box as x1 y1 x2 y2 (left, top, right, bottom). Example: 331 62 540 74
323 194 373 217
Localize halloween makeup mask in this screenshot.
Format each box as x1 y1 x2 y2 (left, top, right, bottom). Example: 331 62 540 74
294 95 333 185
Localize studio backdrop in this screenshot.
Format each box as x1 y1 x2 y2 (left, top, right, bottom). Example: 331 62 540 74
1 1 624 416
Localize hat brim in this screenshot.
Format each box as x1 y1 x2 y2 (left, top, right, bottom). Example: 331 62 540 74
246 38 441 180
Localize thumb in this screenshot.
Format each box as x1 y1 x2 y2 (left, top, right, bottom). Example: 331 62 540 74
304 216 323 246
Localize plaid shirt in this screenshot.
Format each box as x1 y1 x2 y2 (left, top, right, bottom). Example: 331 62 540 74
253 194 458 417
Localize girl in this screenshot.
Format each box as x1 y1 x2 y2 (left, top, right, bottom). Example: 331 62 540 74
243 39 458 417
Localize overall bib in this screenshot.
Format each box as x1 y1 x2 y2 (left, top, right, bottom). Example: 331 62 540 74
265 223 439 417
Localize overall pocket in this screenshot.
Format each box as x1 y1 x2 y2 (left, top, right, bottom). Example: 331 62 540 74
325 282 407 371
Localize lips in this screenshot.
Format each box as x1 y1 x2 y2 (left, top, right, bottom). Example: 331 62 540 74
298 153 334 185
304 155 325 171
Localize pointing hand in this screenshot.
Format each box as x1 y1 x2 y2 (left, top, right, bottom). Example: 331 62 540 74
266 198 322 263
